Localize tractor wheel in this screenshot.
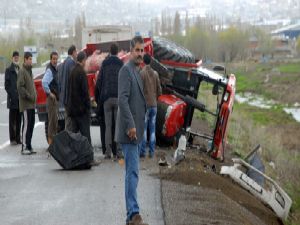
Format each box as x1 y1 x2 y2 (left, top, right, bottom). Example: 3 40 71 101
153 37 195 63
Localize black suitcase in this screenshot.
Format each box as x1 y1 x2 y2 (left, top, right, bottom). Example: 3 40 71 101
49 131 94 170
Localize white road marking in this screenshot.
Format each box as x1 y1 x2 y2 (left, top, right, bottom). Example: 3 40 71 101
0 123 9 127
0 122 43 150
1 100 7 105
0 141 10 150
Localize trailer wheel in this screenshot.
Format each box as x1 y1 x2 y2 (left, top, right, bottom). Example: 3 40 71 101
153 37 195 63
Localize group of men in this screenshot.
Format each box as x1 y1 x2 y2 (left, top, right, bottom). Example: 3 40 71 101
4 36 161 225
5 51 37 154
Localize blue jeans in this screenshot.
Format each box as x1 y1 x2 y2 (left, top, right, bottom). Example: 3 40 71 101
121 143 140 223
139 107 157 157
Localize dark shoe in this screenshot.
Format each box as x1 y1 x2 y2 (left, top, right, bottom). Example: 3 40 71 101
140 154 145 159
104 155 111 160
116 151 124 159
26 146 37 154
17 140 22 145
129 214 148 225
21 148 32 155
10 141 18 146
90 159 101 166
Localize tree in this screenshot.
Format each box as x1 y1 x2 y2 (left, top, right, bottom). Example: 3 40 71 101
173 11 181 36
154 17 160 36
161 11 167 36
185 26 210 60
218 27 249 62
166 14 172 36
185 11 190 35
74 15 83 49
297 37 300 55
255 29 274 56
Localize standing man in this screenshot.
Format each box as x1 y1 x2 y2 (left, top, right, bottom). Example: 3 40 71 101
17 52 37 154
95 71 106 156
116 36 148 225
5 51 22 145
139 54 162 158
66 51 91 144
42 52 59 145
58 45 77 131
97 43 123 159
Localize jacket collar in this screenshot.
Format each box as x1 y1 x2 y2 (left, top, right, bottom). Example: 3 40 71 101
23 63 32 72
9 63 19 72
47 62 57 72
128 60 145 100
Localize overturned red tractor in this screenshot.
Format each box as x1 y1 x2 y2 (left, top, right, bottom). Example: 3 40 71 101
34 37 235 161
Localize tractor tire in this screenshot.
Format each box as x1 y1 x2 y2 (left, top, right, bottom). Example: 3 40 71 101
153 37 195 63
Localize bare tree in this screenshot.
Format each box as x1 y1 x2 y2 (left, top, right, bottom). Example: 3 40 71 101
173 11 181 36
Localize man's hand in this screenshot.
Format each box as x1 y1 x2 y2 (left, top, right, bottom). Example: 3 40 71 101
49 92 56 99
127 128 137 141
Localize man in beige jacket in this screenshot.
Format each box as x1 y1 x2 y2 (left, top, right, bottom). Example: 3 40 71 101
17 52 37 155
139 53 162 158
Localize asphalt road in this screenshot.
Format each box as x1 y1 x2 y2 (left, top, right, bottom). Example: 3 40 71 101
0 73 165 225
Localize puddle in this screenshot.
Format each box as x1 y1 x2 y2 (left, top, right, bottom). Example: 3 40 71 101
235 93 275 109
235 92 300 123
283 108 300 122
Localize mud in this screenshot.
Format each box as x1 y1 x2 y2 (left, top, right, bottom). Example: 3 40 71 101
156 118 283 225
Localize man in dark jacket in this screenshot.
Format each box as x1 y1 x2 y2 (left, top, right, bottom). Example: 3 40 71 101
97 43 123 159
58 45 77 131
5 51 22 145
17 52 37 154
66 51 91 144
42 52 59 145
95 72 106 155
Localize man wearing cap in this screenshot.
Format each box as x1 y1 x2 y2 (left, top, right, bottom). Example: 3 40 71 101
5 51 22 145
66 51 91 143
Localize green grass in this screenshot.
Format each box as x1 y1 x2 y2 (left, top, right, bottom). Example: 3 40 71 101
234 103 294 126
285 183 300 224
278 63 300 74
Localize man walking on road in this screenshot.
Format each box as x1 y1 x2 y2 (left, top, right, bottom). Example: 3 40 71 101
97 43 123 159
58 45 77 131
116 36 148 225
139 54 162 158
66 51 91 144
4 51 22 146
42 52 59 145
17 52 37 154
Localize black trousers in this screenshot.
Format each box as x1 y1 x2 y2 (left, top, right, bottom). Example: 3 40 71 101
70 113 91 145
9 109 22 143
98 104 106 154
22 109 35 148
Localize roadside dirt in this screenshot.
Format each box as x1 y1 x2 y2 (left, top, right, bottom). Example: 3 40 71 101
155 118 283 225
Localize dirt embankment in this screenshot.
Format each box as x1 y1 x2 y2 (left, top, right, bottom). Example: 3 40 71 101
155 119 283 225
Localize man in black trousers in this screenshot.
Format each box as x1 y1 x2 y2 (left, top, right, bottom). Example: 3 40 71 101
66 51 91 144
17 52 37 154
97 43 123 159
5 51 22 145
